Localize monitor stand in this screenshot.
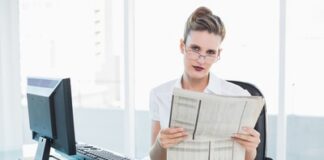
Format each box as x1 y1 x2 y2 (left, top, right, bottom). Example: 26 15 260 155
35 137 51 160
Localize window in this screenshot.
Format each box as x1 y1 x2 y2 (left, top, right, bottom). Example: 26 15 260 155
20 0 123 108
20 0 129 156
286 0 324 159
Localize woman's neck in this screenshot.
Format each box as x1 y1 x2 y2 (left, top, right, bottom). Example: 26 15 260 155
181 73 209 92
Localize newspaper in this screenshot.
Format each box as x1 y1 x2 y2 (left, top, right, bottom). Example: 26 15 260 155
167 88 265 160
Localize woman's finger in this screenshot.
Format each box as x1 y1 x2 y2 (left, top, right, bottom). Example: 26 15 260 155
232 137 258 148
165 131 188 139
160 128 187 139
242 127 260 137
161 136 188 148
232 133 259 143
161 127 185 134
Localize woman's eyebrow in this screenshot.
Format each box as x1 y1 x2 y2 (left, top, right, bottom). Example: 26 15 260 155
189 44 200 48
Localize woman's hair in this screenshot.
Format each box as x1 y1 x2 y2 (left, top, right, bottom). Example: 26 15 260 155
184 6 226 44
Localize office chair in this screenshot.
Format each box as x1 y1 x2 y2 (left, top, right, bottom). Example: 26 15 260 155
228 80 273 160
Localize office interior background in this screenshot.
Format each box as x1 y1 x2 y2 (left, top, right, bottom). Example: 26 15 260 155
1 0 324 159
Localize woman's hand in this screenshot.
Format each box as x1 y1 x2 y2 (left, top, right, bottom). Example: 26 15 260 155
232 127 260 160
157 127 188 149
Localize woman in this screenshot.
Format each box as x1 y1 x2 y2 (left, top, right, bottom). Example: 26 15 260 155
149 6 260 160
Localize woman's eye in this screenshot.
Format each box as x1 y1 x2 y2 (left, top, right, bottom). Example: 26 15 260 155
191 46 200 51
207 51 216 55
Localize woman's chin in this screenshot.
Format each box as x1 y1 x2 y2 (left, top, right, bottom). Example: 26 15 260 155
187 71 208 79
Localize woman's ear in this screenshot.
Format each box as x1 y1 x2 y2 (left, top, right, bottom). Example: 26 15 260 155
216 48 222 61
179 39 185 54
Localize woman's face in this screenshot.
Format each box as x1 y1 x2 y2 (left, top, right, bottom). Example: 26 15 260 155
180 30 222 80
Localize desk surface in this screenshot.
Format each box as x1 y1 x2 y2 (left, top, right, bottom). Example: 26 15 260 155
0 144 150 160
0 144 73 160
0 150 22 160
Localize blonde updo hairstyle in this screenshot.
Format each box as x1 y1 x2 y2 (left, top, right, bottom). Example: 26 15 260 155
183 6 226 44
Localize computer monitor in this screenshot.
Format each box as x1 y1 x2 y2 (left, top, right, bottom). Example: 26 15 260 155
27 77 76 160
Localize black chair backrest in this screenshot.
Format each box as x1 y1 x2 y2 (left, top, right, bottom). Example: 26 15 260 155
228 80 268 160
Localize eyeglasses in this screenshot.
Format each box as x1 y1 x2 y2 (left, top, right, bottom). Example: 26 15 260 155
185 46 219 63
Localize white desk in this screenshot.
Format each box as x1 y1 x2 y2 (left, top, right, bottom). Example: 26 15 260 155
22 144 78 160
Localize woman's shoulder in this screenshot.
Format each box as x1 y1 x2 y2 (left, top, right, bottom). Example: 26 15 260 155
211 75 250 96
150 79 178 96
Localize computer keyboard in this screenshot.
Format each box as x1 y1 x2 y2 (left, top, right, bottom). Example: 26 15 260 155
76 144 130 160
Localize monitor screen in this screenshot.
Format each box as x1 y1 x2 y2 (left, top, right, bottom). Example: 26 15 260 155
27 77 76 159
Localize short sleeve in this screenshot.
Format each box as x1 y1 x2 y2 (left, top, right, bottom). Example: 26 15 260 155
149 89 160 121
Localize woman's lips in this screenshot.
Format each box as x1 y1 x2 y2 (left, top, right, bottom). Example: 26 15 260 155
193 66 204 71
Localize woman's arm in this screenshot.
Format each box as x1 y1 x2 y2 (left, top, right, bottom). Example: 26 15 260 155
150 120 188 160
150 121 166 160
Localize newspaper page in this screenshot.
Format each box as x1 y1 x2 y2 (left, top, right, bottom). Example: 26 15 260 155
167 88 265 160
